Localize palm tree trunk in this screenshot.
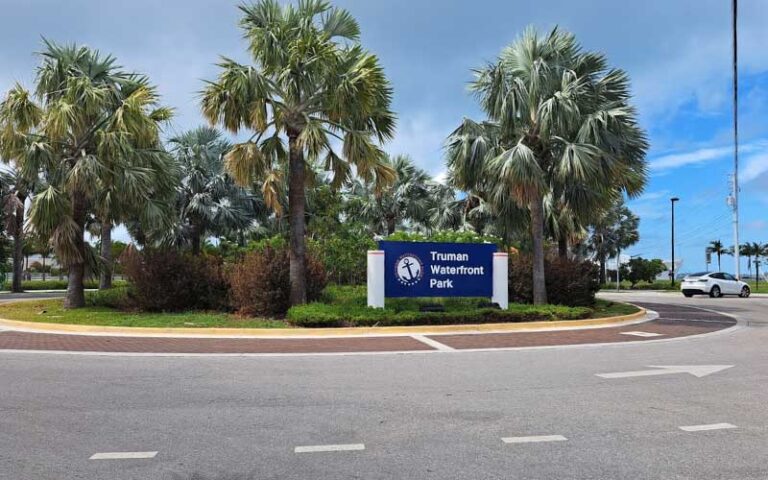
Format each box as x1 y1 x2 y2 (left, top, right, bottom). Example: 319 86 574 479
11 202 24 293
386 216 396 236
717 253 721 271
598 252 607 285
530 190 547 305
558 237 568 259
99 221 113 289
42 255 46 282
287 130 307 306
64 192 87 308
190 223 202 255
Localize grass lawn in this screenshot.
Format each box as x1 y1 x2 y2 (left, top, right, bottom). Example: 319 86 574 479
0 299 288 329
745 281 768 294
590 299 641 318
0 286 640 329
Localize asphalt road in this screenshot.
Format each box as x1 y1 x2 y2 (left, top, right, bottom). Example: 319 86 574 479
1 292 767 480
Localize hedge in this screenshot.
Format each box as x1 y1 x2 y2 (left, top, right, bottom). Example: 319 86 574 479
287 303 591 328
2 279 129 291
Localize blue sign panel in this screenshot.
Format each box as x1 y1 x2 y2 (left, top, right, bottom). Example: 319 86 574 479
379 241 496 298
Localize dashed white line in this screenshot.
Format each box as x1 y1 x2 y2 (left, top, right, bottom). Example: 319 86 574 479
620 331 665 337
502 435 568 444
411 335 454 351
679 423 737 432
294 444 365 453
89 451 158 460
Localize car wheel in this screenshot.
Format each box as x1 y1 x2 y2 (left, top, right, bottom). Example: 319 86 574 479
683 293 694 298
740 286 751 298
710 285 722 298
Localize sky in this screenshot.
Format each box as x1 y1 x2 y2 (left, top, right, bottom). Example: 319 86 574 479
1 0 767 274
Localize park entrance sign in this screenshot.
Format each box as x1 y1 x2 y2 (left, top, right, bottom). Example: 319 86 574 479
367 241 508 309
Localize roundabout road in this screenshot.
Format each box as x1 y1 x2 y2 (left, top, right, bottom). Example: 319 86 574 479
1 292 766 479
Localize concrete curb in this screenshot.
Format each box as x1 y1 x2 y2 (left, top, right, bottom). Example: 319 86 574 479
0 304 649 339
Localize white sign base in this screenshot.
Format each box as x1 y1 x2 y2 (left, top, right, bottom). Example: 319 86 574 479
367 250 385 309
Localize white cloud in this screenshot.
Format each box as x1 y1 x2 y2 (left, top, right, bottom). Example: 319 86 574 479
650 146 733 171
649 141 768 172
385 112 451 176
432 170 448 185
741 152 768 184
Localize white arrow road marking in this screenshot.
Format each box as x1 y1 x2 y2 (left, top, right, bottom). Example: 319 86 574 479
294 444 365 453
680 423 737 432
596 365 734 379
90 452 158 460
620 331 665 337
502 435 568 444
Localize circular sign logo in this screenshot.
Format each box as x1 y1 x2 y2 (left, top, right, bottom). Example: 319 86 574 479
396 254 423 286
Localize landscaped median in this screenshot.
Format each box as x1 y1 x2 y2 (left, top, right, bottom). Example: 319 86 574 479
0 285 642 334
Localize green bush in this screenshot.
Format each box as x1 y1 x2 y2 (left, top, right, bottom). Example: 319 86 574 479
2 279 129 291
308 232 376 285
288 302 590 328
385 230 504 247
509 256 599 307
87 287 132 309
288 285 591 327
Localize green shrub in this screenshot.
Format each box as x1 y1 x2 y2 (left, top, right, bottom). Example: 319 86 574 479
1 279 128 290
288 285 591 327
287 302 591 328
87 287 132 309
308 232 376 285
123 250 228 312
385 230 504 247
229 246 327 316
509 256 599 307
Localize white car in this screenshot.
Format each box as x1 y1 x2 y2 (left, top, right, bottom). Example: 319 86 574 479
681 272 750 298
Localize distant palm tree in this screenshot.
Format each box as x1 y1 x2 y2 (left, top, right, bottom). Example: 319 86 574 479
739 242 762 277
348 154 431 235
0 169 36 292
446 27 648 303
169 127 257 255
201 0 396 305
707 240 729 271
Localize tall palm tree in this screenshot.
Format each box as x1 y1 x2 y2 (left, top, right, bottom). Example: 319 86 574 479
446 27 648 303
0 41 176 307
201 0 396 305
707 240 728 271
168 127 257 255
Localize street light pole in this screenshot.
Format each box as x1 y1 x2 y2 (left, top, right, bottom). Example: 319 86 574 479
671 197 680 287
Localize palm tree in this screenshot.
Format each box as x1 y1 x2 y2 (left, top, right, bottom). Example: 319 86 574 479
740 242 759 277
201 0 396 305
587 199 640 284
0 41 176 307
0 169 35 292
168 127 257 255
446 27 648 303
707 240 728 271
348 154 431 235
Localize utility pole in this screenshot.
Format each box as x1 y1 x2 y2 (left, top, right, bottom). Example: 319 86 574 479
732 0 741 279
671 197 679 287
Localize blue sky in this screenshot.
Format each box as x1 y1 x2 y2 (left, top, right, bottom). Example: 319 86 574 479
1 0 767 273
